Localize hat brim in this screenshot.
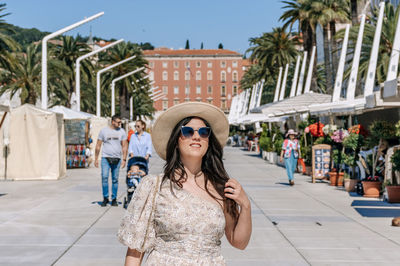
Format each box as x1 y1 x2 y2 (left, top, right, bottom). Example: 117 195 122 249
285 131 298 137
151 102 229 160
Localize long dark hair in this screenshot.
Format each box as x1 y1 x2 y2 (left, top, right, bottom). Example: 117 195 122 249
163 116 239 222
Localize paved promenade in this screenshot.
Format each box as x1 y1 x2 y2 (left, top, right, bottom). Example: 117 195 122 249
1 147 400 265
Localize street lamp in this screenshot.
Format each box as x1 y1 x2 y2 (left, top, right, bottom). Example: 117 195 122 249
96 55 136 116
41 12 104 110
111 67 145 115
75 38 123 111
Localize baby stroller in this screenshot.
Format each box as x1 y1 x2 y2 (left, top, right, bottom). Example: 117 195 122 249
123 156 149 209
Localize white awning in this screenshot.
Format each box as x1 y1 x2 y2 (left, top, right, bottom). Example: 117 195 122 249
50 105 94 120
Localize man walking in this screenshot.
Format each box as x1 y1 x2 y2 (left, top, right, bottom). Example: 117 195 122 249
95 115 128 207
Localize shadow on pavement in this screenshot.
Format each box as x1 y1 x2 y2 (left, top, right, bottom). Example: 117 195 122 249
91 201 122 206
351 200 400 207
354 207 400 217
276 182 291 186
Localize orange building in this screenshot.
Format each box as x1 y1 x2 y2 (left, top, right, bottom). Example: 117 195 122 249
143 48 247 113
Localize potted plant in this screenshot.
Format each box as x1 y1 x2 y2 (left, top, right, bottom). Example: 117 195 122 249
343 172 357 192
328 129 349 186
387 149 400 203
362 175 382 198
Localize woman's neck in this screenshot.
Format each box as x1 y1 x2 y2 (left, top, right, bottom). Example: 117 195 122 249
181 158 202 181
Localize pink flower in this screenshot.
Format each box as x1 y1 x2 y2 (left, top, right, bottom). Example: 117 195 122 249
305 127 310 133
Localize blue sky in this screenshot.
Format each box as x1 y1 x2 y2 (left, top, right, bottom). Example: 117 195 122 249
4 0 286 54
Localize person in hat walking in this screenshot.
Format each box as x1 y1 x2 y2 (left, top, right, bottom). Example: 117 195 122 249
118 102 252 265
280 129 300 186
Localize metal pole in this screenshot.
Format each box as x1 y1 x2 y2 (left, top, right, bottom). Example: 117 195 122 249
387 6 400 81
296 51 308 95
41 12 104 110
279 63 289 101
364 2 385 96
304 46 316 93
110 66 145 116
96 55 136 116
75 39 123 111
290 55 301 97
130 96 133 120
347 14 366 101
332 24 350 102
273 67 283 102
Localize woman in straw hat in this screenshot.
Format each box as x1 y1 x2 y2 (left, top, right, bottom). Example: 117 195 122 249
118 102 252 265
280 129 300 186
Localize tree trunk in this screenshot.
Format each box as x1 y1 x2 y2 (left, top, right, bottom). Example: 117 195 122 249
311 28 318 92
323 26 334 94
119 84 129 119
330 21 339 78
351 0 358 26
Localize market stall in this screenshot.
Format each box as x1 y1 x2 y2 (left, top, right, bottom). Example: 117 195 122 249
3 104 66 180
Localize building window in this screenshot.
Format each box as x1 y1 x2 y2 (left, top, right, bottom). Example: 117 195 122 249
162 86 168 94
174 71 179 81
174 86 179 95
185 86 190 95
196 85 201 94
162 62 168 68
162 100 168 110
221 71 226 82
207 71 212 81
196 71 201 81
185 71 190 81
207 98 213 104
196 61 201 68
221 85 226 97
207 61 212 68
233 85 238 96
149 71 154 81
174 99 180 105
185 61 190 68
149 61 154 68
207 85 212 94
232 61 238 68
221 99 226 109
174 61 179 68
233 71 238 82
162 71 168 81
221 61 226 68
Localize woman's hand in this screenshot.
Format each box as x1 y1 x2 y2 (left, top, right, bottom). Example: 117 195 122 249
224 178 250 209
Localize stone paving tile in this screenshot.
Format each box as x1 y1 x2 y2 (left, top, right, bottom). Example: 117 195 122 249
1 146 400 265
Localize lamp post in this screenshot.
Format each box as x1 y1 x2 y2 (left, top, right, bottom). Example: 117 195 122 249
75 38 123 111
110 67 145 116
96 55 136 116
41 12 104 110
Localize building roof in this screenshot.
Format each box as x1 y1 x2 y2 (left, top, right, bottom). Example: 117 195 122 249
143 48 242 58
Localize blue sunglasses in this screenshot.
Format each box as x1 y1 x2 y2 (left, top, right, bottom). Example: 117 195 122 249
181 126 211 139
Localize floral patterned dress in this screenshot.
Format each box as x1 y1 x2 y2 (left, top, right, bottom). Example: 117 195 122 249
118 175 226 265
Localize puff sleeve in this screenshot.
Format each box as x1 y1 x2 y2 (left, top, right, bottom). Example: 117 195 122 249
117 175 159 252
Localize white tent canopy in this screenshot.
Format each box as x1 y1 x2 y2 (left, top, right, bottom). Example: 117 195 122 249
309 97 366 116
50 105 94 120
2 104 66 180
261 92 331 118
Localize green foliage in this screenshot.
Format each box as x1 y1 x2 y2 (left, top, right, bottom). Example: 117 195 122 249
185 39 190 49
369 121 396 140
301 145 312 165
259 136 273 152
391 150 400 172
343 133 364 150
274 136 284 153
342 153 357 167
218 43 223 49
314 136 333 145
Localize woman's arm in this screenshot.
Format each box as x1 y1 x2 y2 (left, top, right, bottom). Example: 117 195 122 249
124 248 144 266
224 179 252 250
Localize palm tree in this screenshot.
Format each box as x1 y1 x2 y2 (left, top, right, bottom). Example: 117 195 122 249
0 3 19 69
1 44 41 104
99 42 154 118
50 35 93 107
341 3 399 95
247 27 299 78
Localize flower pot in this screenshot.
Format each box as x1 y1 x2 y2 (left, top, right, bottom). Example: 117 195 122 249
262 151 268 160
266 152 271 161
304 166 312 176
387 186 400 203
337 173 344 187
328 172 338 186
362 181 382 198
344 179 357 192
269 152 277 164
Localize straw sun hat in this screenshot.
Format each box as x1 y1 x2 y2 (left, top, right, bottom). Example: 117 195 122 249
285 129 298 137
151 102 229 160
